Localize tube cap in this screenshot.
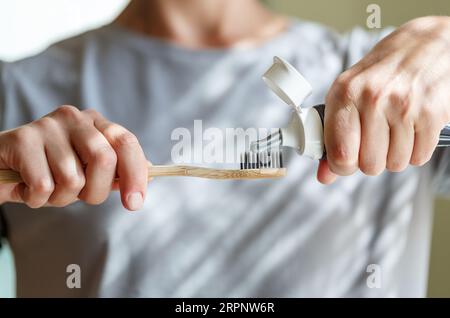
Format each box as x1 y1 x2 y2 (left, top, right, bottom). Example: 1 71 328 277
262 56 312 109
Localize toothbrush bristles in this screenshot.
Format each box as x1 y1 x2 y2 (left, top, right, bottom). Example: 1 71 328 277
240 150 283 169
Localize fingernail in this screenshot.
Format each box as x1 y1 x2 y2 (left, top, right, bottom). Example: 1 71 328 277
127 192 143 211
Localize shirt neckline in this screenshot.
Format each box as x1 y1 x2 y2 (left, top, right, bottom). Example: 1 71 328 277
100 19 301 60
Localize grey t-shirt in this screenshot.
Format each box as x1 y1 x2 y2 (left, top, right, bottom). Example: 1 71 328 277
0 20 449 297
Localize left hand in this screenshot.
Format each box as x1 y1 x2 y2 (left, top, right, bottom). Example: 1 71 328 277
318 16 450 184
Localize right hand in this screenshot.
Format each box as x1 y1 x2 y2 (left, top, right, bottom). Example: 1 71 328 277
0 105 149 211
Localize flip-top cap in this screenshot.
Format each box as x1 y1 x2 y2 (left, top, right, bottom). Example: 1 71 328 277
262 56 312 108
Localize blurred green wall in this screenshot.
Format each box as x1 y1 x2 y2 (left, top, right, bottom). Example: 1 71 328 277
266 0 450 31
266 0 450 298
429 198 450 297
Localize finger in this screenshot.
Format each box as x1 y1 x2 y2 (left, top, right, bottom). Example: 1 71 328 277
89 111 147 211
324 81 361 176
359 107 390 176
356 82 390 176
386 121 414 172
70 125 117 205
45 138 86 207
410 124 440 166
317 159 338 184
17 147 55 208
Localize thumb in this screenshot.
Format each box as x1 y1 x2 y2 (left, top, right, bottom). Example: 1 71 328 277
317 159 338 184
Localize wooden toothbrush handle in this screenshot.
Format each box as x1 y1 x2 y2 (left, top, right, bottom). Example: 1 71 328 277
0 170 21 184
0 165 286 184
148 165 286 179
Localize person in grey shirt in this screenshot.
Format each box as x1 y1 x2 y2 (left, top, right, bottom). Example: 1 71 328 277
0 0 449 297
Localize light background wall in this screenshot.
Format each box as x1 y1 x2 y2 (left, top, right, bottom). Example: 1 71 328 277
0 0 128 61
0 0 449 297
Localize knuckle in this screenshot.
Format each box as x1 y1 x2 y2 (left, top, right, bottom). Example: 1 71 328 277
345 77 360 96
58 172 85 191
332 73 358 102
333 73 349 90
386 159 407 173
33 116 58 131
26 200 45 209
111 131 139 149
54 105 83 122
360 160 383 176
389 91 412 119
30 177 54 195
92 146 117 169
410 158 425 167
329 143 351 165
48 201 69 208
361 84 382 110
47 195 77 208
410 153 431 167
78 191 107 206
57 105 80 116
89 197 107 205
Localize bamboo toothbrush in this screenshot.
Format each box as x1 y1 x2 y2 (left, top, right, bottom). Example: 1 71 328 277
0 150 286 183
